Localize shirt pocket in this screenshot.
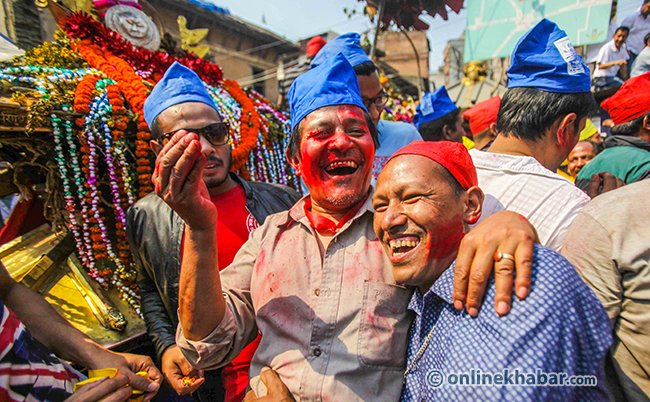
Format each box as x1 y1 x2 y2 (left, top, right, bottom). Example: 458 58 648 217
358 281 412 369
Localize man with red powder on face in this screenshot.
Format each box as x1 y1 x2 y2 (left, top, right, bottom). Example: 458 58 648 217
373 141 611 401
152 54 538 400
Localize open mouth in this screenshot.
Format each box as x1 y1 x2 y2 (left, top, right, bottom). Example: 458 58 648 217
205 161 220 170
325 160 359 176
388 236 421 257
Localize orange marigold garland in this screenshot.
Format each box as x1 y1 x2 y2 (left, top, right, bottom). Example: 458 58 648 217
222 80 261 172
72 40 152 197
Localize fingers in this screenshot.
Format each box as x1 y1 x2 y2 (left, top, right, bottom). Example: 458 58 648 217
493 253 514 317
154 131 197 195
168 140 202 198
586 173 601 199
125 370 159 395
260 368 288 396
513 238 534 300
600 172 618 194
243 389 259 402
464 243 493 317
453 235 475 311
182 151 205 194
69 374 130 402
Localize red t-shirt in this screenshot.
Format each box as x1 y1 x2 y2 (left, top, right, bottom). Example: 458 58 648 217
181 184 260 402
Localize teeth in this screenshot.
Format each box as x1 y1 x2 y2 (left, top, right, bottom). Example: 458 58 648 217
388 239 420 250
328 160 357 169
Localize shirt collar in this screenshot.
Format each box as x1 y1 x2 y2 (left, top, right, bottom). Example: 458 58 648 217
281 189 375 231
407 262 456 314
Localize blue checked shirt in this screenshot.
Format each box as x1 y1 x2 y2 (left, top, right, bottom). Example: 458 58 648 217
401 245 612 401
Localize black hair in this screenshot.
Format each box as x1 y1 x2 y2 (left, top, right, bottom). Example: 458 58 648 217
287 111 379 159
611 112 650 137
353 61 378 77
496 87 596 142
417 109 461 142
615 26 630 35
644 31 650 46
150 117 162 139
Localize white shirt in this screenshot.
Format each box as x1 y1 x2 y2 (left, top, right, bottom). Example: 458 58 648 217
371 120 422 186
621 9 650 54
593 39 629 78
470 150 590 251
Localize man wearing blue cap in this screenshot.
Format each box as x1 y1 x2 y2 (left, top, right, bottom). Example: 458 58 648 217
311 32 422 186
413 86 466 143
152 54 539 400
127 61 298 401
470 19 594 252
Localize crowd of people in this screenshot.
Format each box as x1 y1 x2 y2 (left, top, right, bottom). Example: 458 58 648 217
0 4 649 402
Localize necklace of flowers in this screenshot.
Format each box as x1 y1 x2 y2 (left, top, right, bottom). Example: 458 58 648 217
72 39 152 197
51 111 95 272
82 85 141 313
246 89 300 191
221 80 262 173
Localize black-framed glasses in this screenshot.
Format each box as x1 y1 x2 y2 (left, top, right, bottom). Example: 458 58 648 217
160 122 231 146
362 91 389 109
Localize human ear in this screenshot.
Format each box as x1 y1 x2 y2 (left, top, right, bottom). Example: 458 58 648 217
556 113 578 146
463 186 484 225
149 140 162 155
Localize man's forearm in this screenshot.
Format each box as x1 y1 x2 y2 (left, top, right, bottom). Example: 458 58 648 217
2 279 110 368
178 225 226 340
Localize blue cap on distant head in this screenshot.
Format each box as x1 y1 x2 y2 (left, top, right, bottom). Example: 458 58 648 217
289 52 368 130
507 19 591 93
413 86 458 129
143 61 217 127
310 32 372 69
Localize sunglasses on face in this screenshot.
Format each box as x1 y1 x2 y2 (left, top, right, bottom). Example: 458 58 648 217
159 122 231 146
362 91 389 109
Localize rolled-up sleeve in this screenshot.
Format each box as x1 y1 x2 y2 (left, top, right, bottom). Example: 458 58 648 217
175 230 261 370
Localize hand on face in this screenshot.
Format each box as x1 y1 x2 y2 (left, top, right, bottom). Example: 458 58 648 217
151 130 217 231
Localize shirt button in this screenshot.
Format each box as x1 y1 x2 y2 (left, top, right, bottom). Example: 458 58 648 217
314 288 320 296
313 347 322 357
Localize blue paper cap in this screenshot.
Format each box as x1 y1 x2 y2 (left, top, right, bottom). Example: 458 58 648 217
507 19 590 93
310 32 372 69
143 61 218 127
413 86 458 129
289 52 368 130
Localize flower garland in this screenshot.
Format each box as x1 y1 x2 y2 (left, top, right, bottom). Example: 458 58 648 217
63 12 223 85
72 40 153 197
222 80 261 173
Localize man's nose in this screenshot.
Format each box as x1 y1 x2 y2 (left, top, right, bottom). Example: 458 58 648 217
328 127 355 151
382 203 408 232
197 134 215 155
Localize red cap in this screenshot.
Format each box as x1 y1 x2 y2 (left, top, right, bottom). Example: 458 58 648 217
602 72 650 125
462 96 501 135
389 141 478 189
306 36 327 57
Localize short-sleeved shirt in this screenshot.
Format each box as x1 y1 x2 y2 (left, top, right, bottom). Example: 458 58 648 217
372 120 422 186
401 246 612 401
470 150 590 251
593 39 629 78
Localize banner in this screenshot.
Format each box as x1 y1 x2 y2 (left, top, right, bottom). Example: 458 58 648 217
464 0 612 62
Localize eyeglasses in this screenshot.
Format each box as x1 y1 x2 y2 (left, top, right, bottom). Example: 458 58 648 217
362 91 389 109
160 122 231 146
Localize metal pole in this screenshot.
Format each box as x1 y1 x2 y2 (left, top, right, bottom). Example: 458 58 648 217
369 0 386 59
